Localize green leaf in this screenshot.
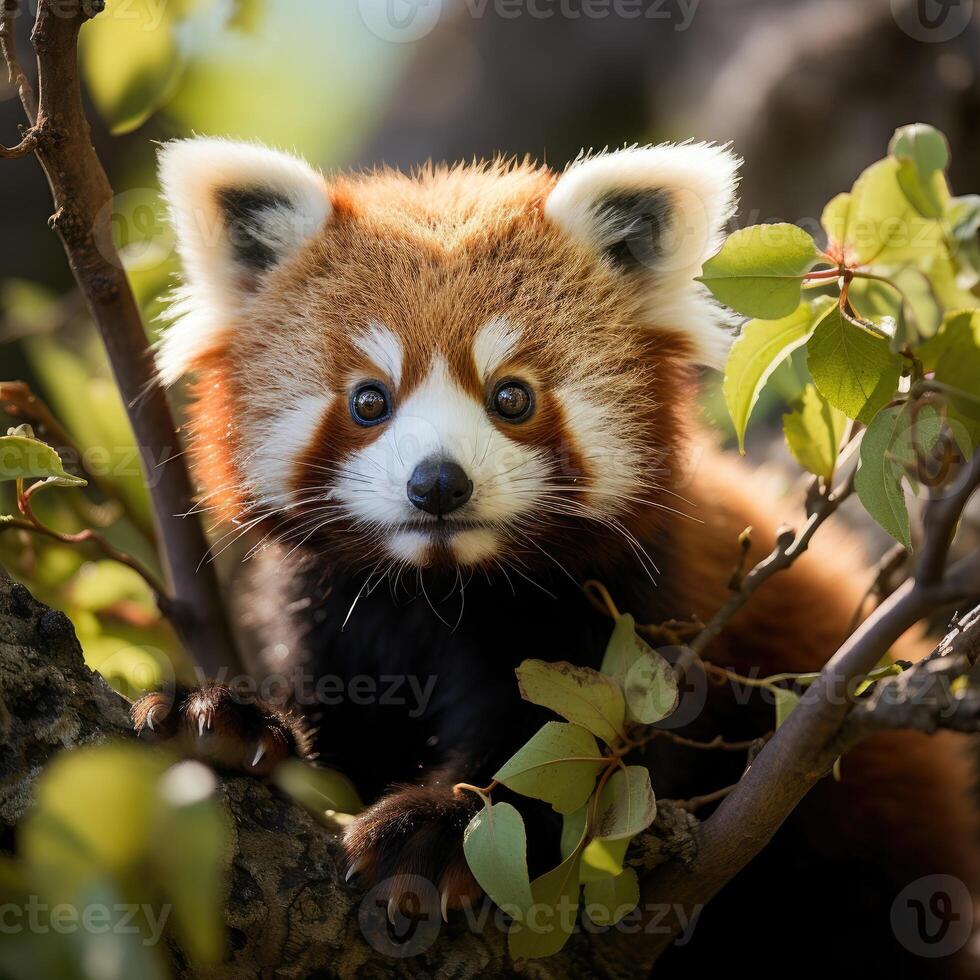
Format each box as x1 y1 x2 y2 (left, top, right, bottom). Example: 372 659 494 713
463 802 534 920
833 158 945 266
806 304 903 423
847 270 941 350
20 744 169 898
152 761 228 965
507 848 583 960
600 614 647 684
917 309 980 372
945 194 980 291
0 430 87 487
559 805 632 882
581 837 631 882
723 299 826 451
516 660 626 745
698 224 825 320
782 384 848 482
79 1 187 133
591 766 657 840
623 650 679 724
583 868 640 926
494 722 605 815
821 192 852 258
273 759 363 817
889 124 950 219
854 404 944 547
773 688 801 728
560 806 587 861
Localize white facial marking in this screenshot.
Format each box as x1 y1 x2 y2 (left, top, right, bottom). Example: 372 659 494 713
333 355 549 565
473 318 521 379
555 385 642 513
245 394 332 509
353 321 404 386
451 528 501 565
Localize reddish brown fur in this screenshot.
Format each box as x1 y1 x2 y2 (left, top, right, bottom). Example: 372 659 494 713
175 158 980 932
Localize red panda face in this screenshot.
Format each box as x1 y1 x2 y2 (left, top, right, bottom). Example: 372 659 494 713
158 141 739 575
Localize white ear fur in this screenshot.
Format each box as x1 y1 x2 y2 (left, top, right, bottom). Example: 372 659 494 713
156 138 331 384
545 142 741 369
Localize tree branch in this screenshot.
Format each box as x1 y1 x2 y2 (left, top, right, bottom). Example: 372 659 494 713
0 0 241 677
836 605 980 748
619 450 980 969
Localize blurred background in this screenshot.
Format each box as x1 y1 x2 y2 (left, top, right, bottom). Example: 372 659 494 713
2 0 979 690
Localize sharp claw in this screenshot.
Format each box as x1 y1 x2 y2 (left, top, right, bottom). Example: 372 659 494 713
145 708 155 732
251 741 266 768
387 897 398 925
345 856 366 884
440 889 450 923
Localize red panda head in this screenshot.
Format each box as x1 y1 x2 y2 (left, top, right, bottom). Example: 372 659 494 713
158 139 740 577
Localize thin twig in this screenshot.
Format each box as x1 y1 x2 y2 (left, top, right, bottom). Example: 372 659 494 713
2 514 170 613
0 0 36 121
0 0 241 676
690 468 856 660
1 380 157 542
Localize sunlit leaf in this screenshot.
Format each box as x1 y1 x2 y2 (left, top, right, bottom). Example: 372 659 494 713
782 384 848 482
273 759 363 817
698 224 826 320
600 614 647 684
591 766 657 841
834 158 944 266
583 868 640 926
494 722 605 815
724 299 828 451
889 124 950 219
507 847 583 960
516 660 626 745
854 404 943 547
847 270 940 350
623 651 679 725
0 430 86 487
806 304 903 423
80 0 187 133
463 802 534 920
152 761 228 965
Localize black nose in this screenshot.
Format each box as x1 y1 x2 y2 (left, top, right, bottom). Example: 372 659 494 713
407 458 473 516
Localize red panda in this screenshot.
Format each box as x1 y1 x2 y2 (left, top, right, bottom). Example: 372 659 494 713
135 138 980 977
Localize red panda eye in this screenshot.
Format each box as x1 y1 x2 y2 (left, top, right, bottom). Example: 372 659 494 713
491 380 534 422
350 382 391 426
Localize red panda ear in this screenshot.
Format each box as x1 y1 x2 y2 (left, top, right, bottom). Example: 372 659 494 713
545 142 741 369
156 138 331 384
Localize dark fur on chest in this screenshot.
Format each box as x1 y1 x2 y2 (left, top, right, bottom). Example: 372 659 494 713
240 545 755 805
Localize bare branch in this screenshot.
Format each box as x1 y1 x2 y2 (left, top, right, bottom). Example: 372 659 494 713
836 605 980 749
0 0 241 677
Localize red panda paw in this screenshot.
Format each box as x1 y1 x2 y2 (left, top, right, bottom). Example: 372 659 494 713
131 683 313 776
342 782 483 920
